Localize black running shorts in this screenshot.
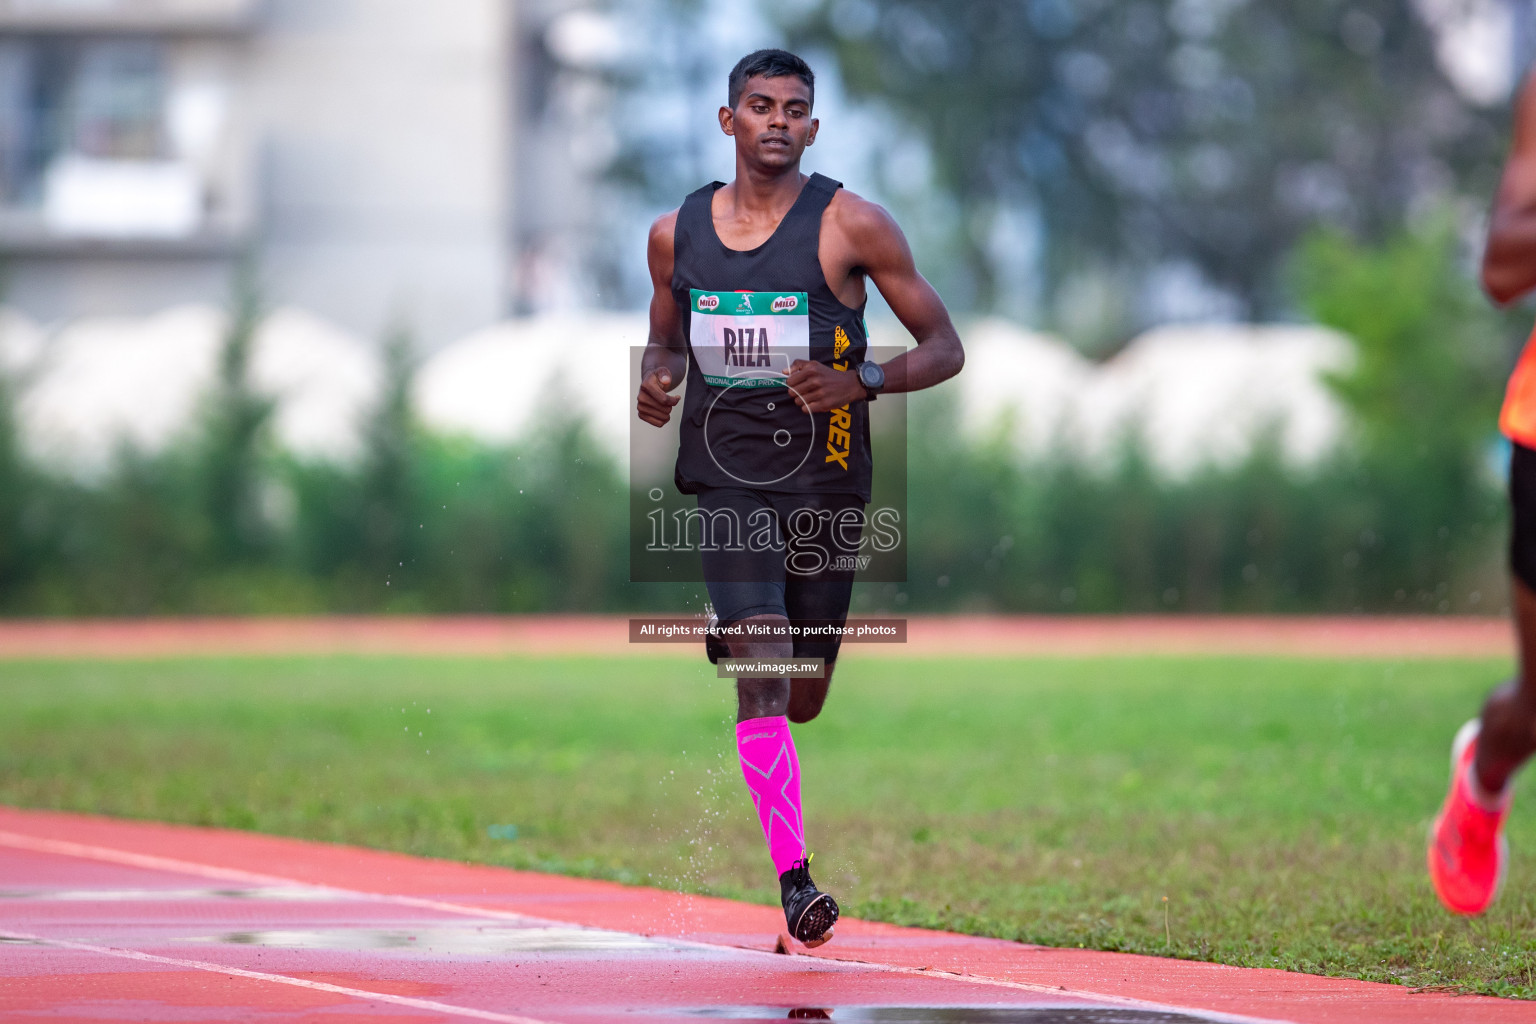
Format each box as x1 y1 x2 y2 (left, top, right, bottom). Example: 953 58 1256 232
1511 442 1536 592
695 486 865 662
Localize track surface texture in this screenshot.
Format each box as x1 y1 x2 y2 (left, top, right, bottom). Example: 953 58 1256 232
0 614 1512 659
0 807 1528 1024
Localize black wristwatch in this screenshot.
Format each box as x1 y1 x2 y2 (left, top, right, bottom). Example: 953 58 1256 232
856 360 885 401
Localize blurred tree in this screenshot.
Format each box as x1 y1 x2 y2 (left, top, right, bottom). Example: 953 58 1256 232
1295 216 1507 598
1298 217 1506 468
284 318 420 605
200 261 275 563
783 0 1506 343
359 319 418 581
0 259 40 606
0 360 24 594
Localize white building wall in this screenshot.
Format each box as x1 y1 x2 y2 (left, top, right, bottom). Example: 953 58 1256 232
0 0 514 349
250 0 512 347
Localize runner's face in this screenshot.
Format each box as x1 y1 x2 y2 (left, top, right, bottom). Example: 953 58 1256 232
722 75 817 171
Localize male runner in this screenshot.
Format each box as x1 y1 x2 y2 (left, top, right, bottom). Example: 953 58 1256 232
1430 70 1536 915
635 49 963 946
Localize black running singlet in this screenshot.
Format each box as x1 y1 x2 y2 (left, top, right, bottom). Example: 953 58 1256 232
671 173 873 502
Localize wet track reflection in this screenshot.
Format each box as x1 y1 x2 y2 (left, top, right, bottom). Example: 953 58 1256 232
692 1008 1233 1023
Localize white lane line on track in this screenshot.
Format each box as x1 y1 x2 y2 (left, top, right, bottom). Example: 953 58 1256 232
1 929 555 1024
0 828 1290 1024
0 830 555 926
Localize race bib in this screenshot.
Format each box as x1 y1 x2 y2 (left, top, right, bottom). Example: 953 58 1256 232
689 289 810 388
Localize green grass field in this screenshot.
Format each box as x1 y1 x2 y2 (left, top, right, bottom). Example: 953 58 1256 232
2 652 1534 997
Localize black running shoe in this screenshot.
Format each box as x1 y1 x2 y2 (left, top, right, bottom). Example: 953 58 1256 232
779 857 838 947
705 613 729 665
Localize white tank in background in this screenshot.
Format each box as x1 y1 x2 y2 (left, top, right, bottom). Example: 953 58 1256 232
955 319 1352 476
0 309 48 379
15 306 224 475
3 305 379 476
250 309 382 465
949 318 1096 452
412 312 644 460
0 307 1352 479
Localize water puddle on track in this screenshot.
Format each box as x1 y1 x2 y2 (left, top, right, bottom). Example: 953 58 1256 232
0 886 348 902
686 1009 1236 1023
186 924 679 954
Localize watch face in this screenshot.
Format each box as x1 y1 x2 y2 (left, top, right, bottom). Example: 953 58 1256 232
859 361 882 388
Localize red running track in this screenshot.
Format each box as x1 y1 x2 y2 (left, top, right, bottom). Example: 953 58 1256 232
0 807 1528 1024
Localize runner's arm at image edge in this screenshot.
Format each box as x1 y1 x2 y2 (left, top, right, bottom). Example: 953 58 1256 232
638 210 687 428
1485 73 1536 305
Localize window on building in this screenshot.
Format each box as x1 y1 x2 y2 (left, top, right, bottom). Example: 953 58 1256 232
0 36 167 208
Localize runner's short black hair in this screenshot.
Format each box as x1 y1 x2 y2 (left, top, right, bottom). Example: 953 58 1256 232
728 49 815 110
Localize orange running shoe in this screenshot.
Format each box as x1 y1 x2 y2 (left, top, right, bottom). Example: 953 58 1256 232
1428 720 1511 915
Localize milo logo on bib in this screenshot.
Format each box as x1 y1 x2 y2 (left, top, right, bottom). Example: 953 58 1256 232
690 289 809 388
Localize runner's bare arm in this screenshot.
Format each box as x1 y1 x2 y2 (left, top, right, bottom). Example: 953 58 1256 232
854 198 964 393
638 210 686 427
787 194 962 413
1485 73 1536 305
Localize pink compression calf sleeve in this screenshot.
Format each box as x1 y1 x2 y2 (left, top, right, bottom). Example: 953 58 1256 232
736 715 806 876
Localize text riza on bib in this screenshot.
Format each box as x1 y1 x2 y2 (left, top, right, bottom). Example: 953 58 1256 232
689 290 809 388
